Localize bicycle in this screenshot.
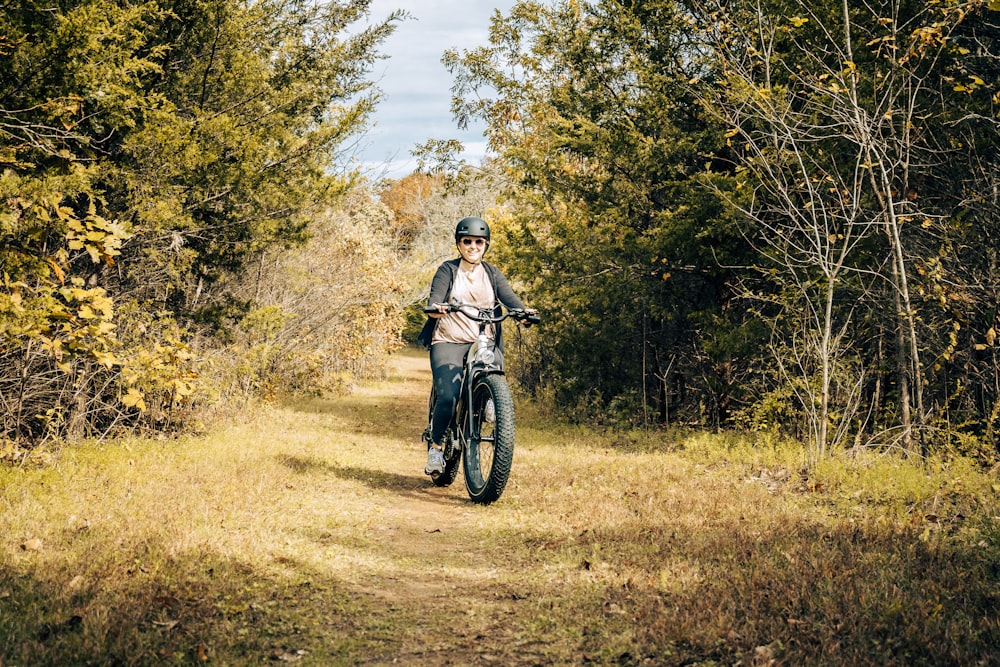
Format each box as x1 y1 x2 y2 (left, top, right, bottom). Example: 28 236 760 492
422 300 539 504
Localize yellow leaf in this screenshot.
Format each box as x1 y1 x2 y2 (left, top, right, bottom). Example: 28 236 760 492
91 294 114 317
789 16 809 27
92 321 115 336
122 389 147 412
92 350 119 369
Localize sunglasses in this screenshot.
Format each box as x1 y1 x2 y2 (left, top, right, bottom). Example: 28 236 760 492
461 238 487 247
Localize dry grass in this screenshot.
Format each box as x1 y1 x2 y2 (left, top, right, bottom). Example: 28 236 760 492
2 347 999 665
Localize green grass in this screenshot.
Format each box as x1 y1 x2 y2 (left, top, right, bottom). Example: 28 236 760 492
2 348 999 665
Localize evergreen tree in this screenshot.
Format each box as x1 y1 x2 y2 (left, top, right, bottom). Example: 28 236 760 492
446 0 752 425
1 0 399 443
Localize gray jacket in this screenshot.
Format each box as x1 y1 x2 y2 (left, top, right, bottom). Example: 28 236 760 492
417 259 525 351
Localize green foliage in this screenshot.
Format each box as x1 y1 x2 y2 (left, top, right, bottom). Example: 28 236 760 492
690 0 1000 457
114 302 199 421
1 0 401 445
447 0 750 426
401 301 429 344
443 0 1000 463
106 0 398 293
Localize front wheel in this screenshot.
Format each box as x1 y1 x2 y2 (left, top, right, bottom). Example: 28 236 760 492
463 373 515 504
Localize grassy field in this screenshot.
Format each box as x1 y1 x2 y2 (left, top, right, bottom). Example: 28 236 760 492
2 347 999 665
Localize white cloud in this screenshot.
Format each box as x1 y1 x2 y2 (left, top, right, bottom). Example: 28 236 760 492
354 0 516 179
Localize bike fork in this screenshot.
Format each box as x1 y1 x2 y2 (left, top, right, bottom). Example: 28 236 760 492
461 366 477 441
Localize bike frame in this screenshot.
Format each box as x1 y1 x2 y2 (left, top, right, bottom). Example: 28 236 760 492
457 319 505 446
423 299 538 500
425 300 538 453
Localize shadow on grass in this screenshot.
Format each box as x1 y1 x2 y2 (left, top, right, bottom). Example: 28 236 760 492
0 550 389 666
5 469 998 666
279 452 423 490
490 509 1000 666
276 453 468 507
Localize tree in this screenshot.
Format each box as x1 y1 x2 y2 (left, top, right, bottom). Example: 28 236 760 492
693 0 996 457
107 0 400 310
1 0 400 444
219 187 405 397
378 172 444 254
445 0 751 425
2 0 165 441
443 0 1000 463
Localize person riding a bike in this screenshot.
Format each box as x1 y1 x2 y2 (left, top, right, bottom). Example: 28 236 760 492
417 216 535 477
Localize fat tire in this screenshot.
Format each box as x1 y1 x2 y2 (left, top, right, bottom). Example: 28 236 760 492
463 374 515 504
426 389 460 487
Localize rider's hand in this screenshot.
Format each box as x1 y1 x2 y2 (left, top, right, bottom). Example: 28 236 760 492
427 302 450 319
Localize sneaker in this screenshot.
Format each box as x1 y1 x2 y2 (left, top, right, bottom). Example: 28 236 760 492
424 446 445 476
483 398 496 423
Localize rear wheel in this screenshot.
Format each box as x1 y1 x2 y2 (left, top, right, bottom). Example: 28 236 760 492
426 389 460 487
463 374 515 504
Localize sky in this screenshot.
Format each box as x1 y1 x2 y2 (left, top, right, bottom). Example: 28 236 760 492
352 0 517 179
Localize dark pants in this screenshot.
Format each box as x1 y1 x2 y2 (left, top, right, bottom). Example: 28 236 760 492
429 341 502 445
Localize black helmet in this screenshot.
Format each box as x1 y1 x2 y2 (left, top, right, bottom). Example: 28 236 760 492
454 216 491 242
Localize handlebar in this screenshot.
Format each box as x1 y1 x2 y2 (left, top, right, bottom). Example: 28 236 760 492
424 300 541 326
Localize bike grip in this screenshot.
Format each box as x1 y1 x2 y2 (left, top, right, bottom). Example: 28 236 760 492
512 310 540 326
514 309 541 324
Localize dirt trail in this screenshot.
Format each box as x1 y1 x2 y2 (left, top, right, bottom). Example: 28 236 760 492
319 349 537 665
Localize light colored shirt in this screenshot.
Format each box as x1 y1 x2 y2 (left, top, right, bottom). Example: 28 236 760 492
432 262 495 344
